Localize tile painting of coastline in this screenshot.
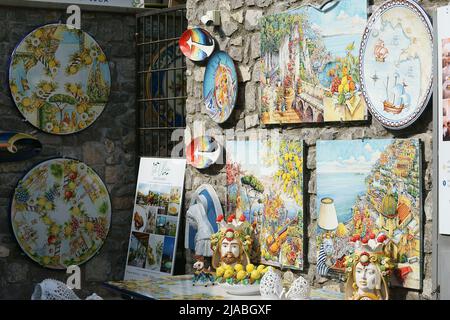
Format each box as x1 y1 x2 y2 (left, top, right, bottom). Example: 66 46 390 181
226 139 304 270
260 0 367 124
316 139 422 290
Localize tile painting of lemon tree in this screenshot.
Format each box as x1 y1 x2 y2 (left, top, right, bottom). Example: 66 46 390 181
226 138 304 270
260 0 367 124
316 139 422 290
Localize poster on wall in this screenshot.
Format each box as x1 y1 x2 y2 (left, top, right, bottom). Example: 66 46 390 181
9 23 111 135
316 139 422 290
124 158 186 280
226 138 304 270
260 0 368 124
437 5 450 235
359 0 433 130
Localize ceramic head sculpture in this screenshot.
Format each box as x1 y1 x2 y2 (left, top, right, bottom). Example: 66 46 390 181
210 213 253 269
344 232 394 300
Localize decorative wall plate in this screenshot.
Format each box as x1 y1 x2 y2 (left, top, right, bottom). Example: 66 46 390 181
9 23 111 135
186 136 221 169
0 132 42 162
11 158 111 269
203 51 238 123
359 0 433 129
179 27 215 61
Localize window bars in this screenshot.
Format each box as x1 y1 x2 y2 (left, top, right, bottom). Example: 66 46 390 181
136 5 187 158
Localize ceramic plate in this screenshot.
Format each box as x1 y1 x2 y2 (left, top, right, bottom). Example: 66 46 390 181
359 0 433 129
219 283 261 296
11 158 111 269
179 27 215 61
186 136 221 169
203 51 238 123
9 24 111 135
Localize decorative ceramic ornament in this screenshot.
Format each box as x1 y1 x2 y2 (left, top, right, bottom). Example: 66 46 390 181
203 51 238 123
359 0 433 129
0 132 42 162
186 136 221 169
260 0 368 124
11 158 111 269
344 232 394 300
179 27 215 61
285 274 310 300
185 184 223 257
260 267 284 299
9 24 111 135
192 256 215 287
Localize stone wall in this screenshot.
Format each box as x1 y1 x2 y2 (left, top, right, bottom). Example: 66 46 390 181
184 0 440 299
0 6 136 299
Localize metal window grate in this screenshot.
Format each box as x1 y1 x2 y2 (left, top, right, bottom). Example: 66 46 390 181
136 6 187 158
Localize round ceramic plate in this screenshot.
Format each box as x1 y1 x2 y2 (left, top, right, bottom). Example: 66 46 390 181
9 23 111 135
11 158 111 269
359 0 433 130
219 283 261 296
186 136 221 169
179 27 215 61
203 51 238 123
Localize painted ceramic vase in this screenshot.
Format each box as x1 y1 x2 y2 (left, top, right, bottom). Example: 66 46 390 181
9 23 111 135
11 158 111 269
359 0 433 129
203 51 238 123
179 27 215 62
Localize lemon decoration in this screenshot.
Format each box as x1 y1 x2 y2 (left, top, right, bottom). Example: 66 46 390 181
246 264 255 273
236 270 247 281
223 269 234 279
234 264 244 272
250 270 261 281
216 266 225 277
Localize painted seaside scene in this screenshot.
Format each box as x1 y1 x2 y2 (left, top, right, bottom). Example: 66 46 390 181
260 0 367 124
316 139 422 290
226 139 304 270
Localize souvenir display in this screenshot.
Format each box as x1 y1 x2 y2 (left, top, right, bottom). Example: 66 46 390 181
359 0 433 129
203 51 238 123
260 267 284 299
11 158 111 269
186 136 221 169
185 184 223 257
179 27 215 62
316 139 422 290
260 0 368 124
0 132 42 162
192 256 215 287
124 158 186 279
145 41 185 128
437 5 450 235
226 138 304 270
9 24 111 135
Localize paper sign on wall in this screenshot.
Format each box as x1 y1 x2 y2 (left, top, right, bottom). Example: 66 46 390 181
437 5 450 235
124 158 186 280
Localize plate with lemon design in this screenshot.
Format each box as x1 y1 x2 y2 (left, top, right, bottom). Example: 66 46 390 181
10 158 111 269
9 23 110 135
214 263 269 296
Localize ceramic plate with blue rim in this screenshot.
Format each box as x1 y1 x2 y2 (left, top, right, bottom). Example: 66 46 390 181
203 51 238 123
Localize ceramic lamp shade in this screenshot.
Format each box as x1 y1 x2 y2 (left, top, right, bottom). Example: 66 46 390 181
318 198 338 231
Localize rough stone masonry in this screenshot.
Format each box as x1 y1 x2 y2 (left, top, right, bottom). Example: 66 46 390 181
183 0 440 300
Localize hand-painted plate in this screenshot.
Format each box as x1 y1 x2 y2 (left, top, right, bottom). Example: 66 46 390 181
186 136 221 169
11 158 111 269
9 23 111 135
179 27 215 61
359 0 433 129
203 51 238 123
0 132 42 162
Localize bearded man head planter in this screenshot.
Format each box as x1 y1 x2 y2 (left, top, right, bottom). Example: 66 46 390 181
344 232 394 300
210 214 253 269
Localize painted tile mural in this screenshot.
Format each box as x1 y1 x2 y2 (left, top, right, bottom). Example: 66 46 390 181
226 139 304 270
260 0 368 124
9 24 111 135
316 139 422 289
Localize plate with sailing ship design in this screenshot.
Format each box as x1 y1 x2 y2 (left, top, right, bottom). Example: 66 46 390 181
359 0 433 129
